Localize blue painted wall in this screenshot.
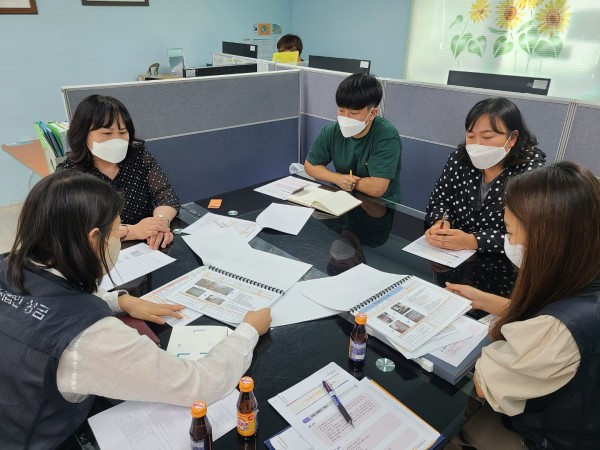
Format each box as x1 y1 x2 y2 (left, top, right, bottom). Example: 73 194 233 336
0 0 293 206
292 0 412 79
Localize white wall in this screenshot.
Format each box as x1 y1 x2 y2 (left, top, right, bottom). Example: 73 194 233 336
292 0 412 79
0 0 293 206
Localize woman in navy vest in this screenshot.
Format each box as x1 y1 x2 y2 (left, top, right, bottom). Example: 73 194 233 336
447 161 600 449
0 171 271 450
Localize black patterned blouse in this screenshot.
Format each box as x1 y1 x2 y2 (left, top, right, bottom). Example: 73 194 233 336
58 148 180 225
425 149 546 253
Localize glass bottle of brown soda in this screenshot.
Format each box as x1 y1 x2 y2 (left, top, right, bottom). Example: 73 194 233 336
237 376 258 446
190 400 213 450
348 313 368 367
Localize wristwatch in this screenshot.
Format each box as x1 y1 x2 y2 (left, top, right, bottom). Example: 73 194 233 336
156 214 170 225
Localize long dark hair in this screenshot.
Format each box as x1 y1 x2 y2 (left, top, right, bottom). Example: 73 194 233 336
457 97 539 168
7 171 123 294
490 161 600 340
66 94 143 169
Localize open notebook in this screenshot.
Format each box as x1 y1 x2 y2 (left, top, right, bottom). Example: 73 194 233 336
287 186 362 216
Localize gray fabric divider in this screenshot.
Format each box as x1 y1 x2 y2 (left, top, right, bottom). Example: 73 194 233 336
62 72 300 141
562 104 600 176
383 81 570 163
147 118 298 203
300 114 333 161
301 71 346 119
400 138 455 212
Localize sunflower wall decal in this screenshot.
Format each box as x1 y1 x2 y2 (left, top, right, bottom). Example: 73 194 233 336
449 0 571 67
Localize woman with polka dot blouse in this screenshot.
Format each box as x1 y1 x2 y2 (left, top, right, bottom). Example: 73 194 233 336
58 95 180 250
425 97 546 254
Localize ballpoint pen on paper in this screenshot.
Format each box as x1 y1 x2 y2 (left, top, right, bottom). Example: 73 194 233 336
322 379 354 427
440 210 448 230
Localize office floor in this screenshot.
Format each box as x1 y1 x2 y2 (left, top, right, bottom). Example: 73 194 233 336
0 204 21 254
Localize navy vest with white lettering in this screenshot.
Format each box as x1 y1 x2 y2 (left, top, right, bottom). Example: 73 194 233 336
0 260 112 450
510 288 600 450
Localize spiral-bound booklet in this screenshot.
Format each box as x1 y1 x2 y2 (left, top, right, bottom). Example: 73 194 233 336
146 265 284 325
350 275 472 353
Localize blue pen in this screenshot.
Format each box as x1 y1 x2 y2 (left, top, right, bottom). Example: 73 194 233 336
322 379 354 427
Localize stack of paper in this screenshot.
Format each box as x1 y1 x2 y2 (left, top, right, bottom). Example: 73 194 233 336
266 362 442 450
402 235 476 268
254 175 320 200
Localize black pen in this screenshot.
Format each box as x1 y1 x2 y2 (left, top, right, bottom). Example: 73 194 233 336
322 379 354 427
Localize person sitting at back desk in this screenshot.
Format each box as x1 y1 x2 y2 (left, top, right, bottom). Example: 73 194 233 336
304 73 402 203
277 33 304 63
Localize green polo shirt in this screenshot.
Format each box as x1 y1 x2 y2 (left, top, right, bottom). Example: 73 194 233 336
306 116 402 203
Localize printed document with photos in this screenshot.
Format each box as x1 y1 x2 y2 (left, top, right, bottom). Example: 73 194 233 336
143 266 281 325
354 276 471 353
268 362 441 450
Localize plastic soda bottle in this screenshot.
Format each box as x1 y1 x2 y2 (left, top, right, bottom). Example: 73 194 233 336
190 400 213 450
237 376 258 442
348 313 368 367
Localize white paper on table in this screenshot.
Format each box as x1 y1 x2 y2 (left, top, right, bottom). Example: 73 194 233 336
300 264 405 311
385 315 474 359
254 175 320 200
101 243 176 290
255 203 314 236
88 390 238 450
143 271 205 327
144 266 280 325
183 228 312 293
430 316 489 367
267 427 313 450
181 212 261 242
402 235 475 268
270 282 338 327
166 325 231 359
268 362 440 450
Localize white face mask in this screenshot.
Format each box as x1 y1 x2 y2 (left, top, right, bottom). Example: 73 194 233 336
337 109 373 138
504 234 524 268
465 134 513 170
90 139 129 164
104 236 121 274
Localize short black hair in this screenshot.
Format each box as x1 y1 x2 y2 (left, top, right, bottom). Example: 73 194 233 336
66 94 143 170
277 34 303 55
7 171 123 294
457 97 539 167
335 73 383 110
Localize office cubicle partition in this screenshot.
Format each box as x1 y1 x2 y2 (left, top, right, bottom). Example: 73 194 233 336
61 64 599 215
561 101 600 176
62 71 301 203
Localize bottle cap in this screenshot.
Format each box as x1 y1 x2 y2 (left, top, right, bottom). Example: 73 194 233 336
191 400 207 418
239 376 254 392
355 313 367 325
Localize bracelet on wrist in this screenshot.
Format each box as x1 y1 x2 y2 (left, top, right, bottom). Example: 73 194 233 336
156 214 170 226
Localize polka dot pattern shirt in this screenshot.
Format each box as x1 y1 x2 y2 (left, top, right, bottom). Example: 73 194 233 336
58 148 180 225
425 149 546 253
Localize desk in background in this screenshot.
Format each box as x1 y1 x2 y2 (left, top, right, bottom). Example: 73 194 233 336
1 139 49 178
83 180 514 449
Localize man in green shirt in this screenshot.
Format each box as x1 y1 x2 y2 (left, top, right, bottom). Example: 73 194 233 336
304 73 402 203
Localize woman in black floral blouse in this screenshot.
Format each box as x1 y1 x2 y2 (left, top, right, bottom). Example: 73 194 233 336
58 95 180 250
425 97 545 254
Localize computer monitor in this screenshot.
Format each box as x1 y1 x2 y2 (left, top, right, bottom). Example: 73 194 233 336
308 55 371 74
182 63 258 78
222 41 258 58
167 48 185 76
447 70 551 96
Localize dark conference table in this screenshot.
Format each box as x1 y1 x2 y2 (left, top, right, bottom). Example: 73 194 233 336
85 180 516 449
